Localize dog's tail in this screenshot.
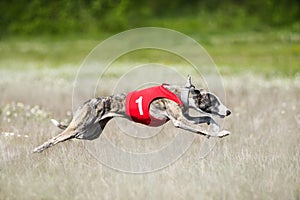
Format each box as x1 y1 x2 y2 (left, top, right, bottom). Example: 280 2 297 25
51 119 68 130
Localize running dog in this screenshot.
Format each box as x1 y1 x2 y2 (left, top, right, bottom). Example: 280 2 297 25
33 75 231 153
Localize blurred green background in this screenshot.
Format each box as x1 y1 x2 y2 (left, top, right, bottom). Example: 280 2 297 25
0 0 299 76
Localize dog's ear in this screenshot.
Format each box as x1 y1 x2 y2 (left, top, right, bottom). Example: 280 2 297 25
199 89 206 96
185 75 192 88
185 75 195 89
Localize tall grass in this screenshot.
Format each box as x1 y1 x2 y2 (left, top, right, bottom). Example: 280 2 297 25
0 67 299 199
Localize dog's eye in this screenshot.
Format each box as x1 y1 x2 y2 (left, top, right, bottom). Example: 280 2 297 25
199 95 209 105
193 89 200 94
208 94 220 106
204 99 210 106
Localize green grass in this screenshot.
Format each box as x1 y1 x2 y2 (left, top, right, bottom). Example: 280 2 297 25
203 31 300 77
0 36 99 69
0 30 299 77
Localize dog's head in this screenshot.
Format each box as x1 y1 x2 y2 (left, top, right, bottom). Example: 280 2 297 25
189 89 231 118
184 76 231 118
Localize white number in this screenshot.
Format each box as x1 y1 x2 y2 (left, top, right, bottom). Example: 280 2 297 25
135 96 144 115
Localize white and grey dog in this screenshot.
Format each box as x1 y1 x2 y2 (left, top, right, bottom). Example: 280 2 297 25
34 75 231 153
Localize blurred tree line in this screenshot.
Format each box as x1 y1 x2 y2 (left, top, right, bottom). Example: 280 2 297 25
0 0 299 37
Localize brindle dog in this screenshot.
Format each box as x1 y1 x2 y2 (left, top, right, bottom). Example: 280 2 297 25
34 76 231 153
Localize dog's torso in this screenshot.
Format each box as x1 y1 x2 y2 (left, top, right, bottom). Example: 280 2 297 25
73 85 184 139
70 83 231 141
126 84 183 126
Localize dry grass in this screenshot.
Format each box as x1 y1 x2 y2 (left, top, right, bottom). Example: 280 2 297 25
0 68 299 200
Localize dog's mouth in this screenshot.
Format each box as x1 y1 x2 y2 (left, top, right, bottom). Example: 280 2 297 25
212 110 231 118
217 113 227 118
207 111 225 118
197 108 231 118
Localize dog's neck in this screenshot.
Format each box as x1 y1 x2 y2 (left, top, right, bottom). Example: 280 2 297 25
162 85 190 108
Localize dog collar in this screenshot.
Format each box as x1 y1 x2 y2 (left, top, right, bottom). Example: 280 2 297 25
180 87 190 109
181 75 195 110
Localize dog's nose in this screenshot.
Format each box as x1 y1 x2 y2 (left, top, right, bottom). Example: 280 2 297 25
226 110 231 116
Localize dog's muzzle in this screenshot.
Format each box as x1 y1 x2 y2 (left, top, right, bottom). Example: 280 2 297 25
226 110 231 116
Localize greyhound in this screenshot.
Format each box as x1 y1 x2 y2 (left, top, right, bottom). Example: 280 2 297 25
33 75 231 153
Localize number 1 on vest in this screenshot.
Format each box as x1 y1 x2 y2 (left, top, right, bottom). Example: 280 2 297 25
135 96 144 115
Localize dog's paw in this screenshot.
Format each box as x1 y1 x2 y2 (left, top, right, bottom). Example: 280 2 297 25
33 146 42 153
210 123 220 133
217 130 231 138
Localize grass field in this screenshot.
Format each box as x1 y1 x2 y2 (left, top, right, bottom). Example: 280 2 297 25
0 32 299 199
1 30 299 76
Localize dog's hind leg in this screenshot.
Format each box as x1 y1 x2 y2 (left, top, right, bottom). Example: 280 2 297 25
34 98 115 152
34 98 100 153
33 117 113 153
33 122 77 153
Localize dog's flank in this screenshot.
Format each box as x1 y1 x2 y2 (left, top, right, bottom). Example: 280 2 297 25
34 75 231 153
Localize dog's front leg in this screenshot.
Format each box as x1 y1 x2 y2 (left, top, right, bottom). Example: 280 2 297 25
184 115 216 125
185 115 222 134
171 117 229 138
165 101 229 138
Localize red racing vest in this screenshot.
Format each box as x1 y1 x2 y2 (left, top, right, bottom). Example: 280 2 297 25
126 84 183 127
